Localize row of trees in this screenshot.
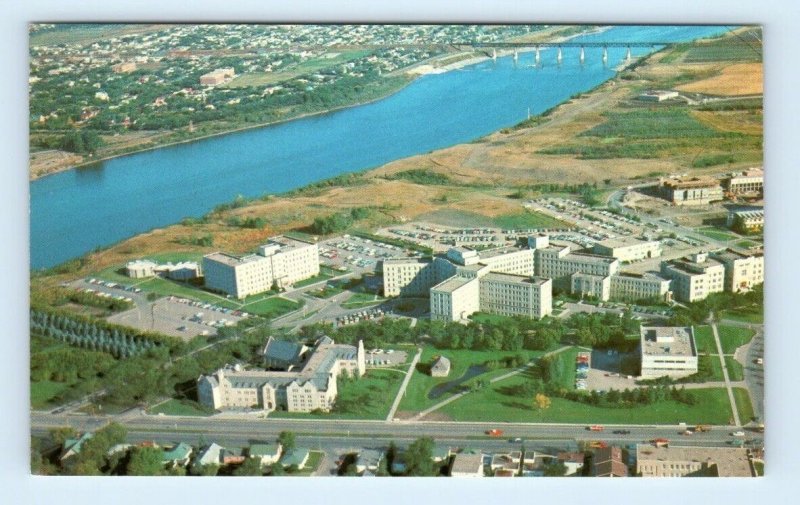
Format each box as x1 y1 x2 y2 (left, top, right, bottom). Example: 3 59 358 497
310 207 375 235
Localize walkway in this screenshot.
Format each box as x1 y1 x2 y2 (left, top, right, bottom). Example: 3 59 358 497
385 348 422 421
711 321 741 426
410 346 573 421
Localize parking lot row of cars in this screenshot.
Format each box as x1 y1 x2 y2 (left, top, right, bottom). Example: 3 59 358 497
168 296 250 319
575 352 591 391
85 277 142 294
320 235 417 272
335 308 385 327
82 287 134 304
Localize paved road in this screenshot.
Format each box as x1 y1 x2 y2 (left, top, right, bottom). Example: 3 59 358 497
711 321 741 426
386 348 422 421
740 326 764 422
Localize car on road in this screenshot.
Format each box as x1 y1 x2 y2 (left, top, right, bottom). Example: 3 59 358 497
587 425 604 432
612 429 630 435
509 437 522 443
681 430 694 436
731 431 746 437
486 429 504 437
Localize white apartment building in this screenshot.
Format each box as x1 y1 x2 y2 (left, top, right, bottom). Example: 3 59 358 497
712 249 764 293
570 273 611 301
726 209 764 233
473 247 535 276
480 273 552 320
660 252 725 302
197 337 365 413
640 326 698 379
430 275 482 322
382 257 439 297
609 272 672 302
593 237 662 262
203 236 319 298
535 244 620 290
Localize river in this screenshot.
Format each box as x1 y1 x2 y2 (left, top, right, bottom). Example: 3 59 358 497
30 25 733 269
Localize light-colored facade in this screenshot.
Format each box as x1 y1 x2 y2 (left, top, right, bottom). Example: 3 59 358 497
636 445 754 477
480 273 552 319
609 272 672 302
640 326 698 379
474 247 536 276
430 356 451 377
430 275 481 322
725 168 763 196
712 249 764 293
197 337 365 413
660 176 724 206
593 237 662 262
125 259 202 280
660 252 725 302
126 259 158 278
450 453 484 477
535 244 620 290
200 67 236 86
638 90 679 102
570 273 611 301
382 257 439 297
203 237 319 298
727 209 764 233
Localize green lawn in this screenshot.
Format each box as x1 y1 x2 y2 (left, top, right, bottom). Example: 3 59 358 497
341 292 386 308
270 369 405 420
693 326 717 354
242 297 301 319
291 451 325 476
148 399 213 417
704 355 726 382
137 277 240 309
697 227 739 242
719 309 763 324
30 380 73 409
735 239 760 249
725 357 744 381
754 461 764 476
294 268 337 288
309 285 343 299
493 210 572 230
733 387 755 423
439 381 735 424
396 347 543 414
717 325 756 354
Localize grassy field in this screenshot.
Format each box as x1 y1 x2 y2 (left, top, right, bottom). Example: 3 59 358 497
697 227 739 242
733 387 755 423
341 292 386 309
719 308 763 324
734 239 760 249
493 210 571 230
137 277 240 310
414 209 499 228
270 369 405 420
705 355 726 382
693 326 717 354
294 268 338 288
725 357 744 381
717 325 756 354
291 451 325 476
30 380 73 409
148 399 213 417
440 379 735 424
241 297 301 319
397 347 542 414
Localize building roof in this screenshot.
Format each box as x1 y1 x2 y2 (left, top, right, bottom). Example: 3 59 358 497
249 443 281 458
566 252 620 265
712 248 763 263
383 257 432 266
613 271 669 282
664 255 723 275
662 175 721 190
641 326 696 358
636 445 754 477
280 448 310 467
451 453 484 474
263 337 305 365
61 432 93 459
196 443 225 466
264 235 316 252
203 252 265 267
478 245 531 260
431 275 476 293
593 446 628 477
162 443 193 462
431 355 451 371
595 236 659 250
356 449 384 468
482 272 549 285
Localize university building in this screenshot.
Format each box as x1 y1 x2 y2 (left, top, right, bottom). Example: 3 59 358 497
592 237 662 262
203 236 319 298
712 249 764 293
660 252 725 302
660 175 724 206
197 336 365 413
640 326 698 379
724 167 763 196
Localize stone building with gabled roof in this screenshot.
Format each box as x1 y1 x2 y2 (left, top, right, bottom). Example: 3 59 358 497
197 336 365 413
430 355 451 377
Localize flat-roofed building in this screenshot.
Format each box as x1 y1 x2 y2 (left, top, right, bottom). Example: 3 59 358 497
200 67 236 86
571 273 611 301
640 326 698 379
480 273 552 319
535 244 620 290
593 237 662 262
383 257 439 297
126 259 158 278
712 249 764 293
727 208 764 233
430 275 481 322
197 337 365 413
638 90 679 102
636 445 755 477
660 176 723 206
203 236 318 298
725 168 763 196
450 453 484 477
660 252 725 302
610 272 672 302
476 246 536 277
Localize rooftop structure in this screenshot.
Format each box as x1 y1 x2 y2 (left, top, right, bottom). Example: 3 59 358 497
727 208 764 233
593 446 628 477
636 445 755 477
593 237 662 262
640 326 698 379
430 355 451 377
450 453 484 477
725 168 763 196
660 252 725 302
711 248 764 293
638 90 679 102
660 176 723 206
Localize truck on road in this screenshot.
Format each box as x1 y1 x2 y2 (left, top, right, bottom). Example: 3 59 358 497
695 424 712 433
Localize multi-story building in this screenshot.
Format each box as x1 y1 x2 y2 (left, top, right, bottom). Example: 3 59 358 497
636 445 755 477
640 326 698 379
727 208 764 233
712 249 764 293
660 176 723 206
197 337 365 413
660 252 725 302
570 273 611 301
480 273 552 319
609 272 672 302
203 236 319 298
593 237 662 262
535 244 620 291
472 246 536 276
382 257 440 297
430 274 482 322
725 168 763 196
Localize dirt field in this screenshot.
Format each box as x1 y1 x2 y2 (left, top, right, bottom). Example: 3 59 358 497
692 110 763 136
29 150 84 180
676 63 763 96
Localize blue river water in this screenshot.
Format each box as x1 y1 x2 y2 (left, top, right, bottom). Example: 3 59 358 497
30 25 733 269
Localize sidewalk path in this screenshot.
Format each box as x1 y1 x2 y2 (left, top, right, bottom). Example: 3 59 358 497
386 347 422 421
711 322 741 426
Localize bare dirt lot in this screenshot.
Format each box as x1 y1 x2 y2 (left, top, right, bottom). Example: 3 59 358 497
676 63 763 96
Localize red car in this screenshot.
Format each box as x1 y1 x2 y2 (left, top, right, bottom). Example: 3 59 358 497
486 429 504 437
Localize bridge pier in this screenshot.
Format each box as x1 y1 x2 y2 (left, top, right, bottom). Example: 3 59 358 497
580 46 585 64
602 46 608 64
626 46 631 62
513 49 518 63
535 46 540 65
557 46 562 64
492 48 497 62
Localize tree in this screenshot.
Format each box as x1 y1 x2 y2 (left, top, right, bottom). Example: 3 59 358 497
49 427 78 447
278 431 296 454
543 460 568 476
269 462 285 476
234 457 264 476
404 437 435 476
534 393 552 411
126 446 165 476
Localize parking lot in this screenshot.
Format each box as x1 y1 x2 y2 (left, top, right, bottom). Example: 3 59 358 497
365 349 408 367
318 234 417 274
107 296 247 340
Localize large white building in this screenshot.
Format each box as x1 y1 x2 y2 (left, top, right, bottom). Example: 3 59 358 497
534 244 620 290
593 237 662 262
712 249 764 293
480 273 552 320
640 326 698 379
660 252 725 302
609 272 672 302
197 336 365 413
726 208 764 233
725 168 763 196
203 236 319 298
382 257 442 297
636 445 755 477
